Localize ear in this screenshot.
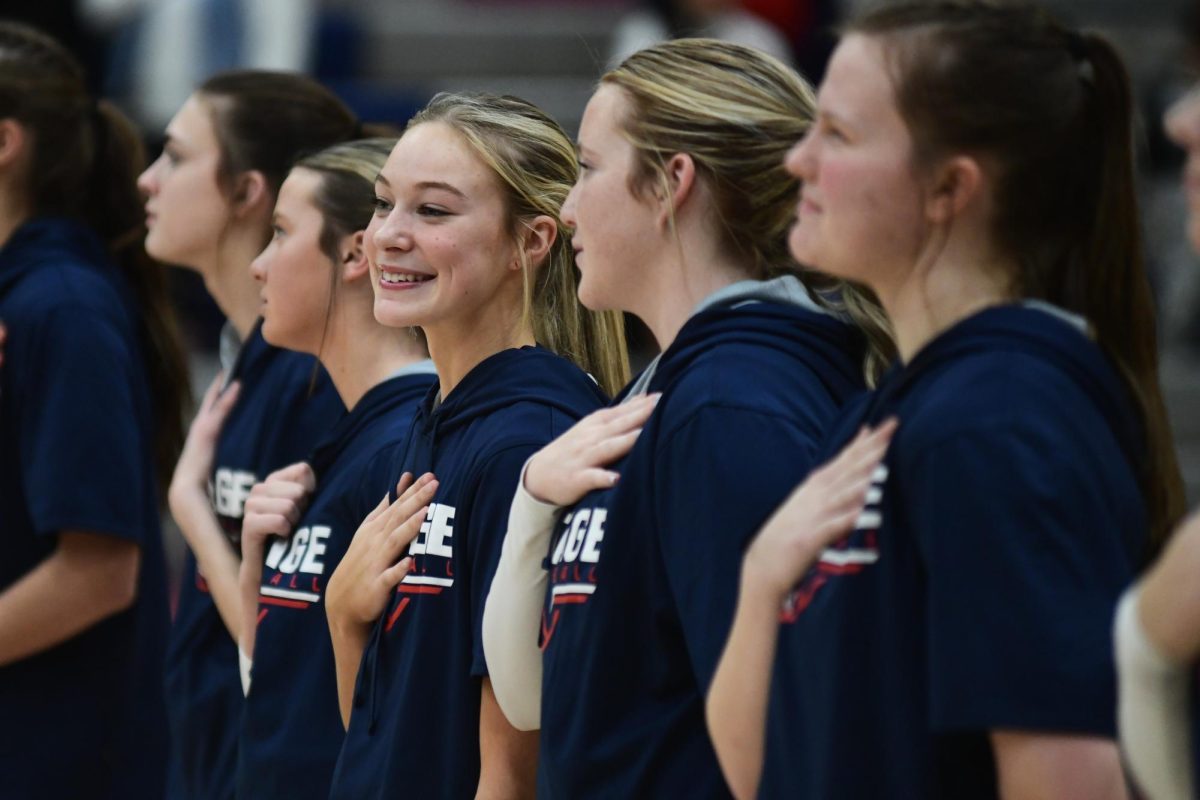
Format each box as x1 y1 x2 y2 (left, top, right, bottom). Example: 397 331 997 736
0 119 29 172
924 155 982 225
339 230 370 282
230 170 271 219
512 214 558 272
653 152 697 229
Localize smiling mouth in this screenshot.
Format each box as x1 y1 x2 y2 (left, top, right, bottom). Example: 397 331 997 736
378 267 434 288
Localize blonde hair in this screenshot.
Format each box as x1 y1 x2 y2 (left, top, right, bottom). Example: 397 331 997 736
603 38 895 381
409 93 630 396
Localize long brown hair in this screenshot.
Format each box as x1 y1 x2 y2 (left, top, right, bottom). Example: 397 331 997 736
849 0 1185 547
410 93 630 396
0 21 188 501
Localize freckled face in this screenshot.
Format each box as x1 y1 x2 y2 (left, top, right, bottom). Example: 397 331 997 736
136 95 232 273
560 84 659 314
365 122 521 332
249 168 334 354
784 34 928 290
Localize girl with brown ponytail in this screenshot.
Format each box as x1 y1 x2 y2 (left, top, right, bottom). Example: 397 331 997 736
0 20 187 798
707 2 1183 797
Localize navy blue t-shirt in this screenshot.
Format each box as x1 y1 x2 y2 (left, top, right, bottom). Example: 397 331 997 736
761 305 1147 799
538 301 866 798
237 368 435 800
329 347 608 800
164 323 343 800
0 217 170 799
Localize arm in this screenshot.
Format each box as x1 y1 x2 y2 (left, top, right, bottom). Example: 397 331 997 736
167 375 243 640
707 422 897 799
476 678 539 800
991 732 1127 800
1113 510 1200 800
236 461 316 661
481 396 661 730
326 473 440 727
0 531 139 666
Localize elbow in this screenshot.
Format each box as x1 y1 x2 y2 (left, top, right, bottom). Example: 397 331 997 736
101 547 141 614
59 532 141 617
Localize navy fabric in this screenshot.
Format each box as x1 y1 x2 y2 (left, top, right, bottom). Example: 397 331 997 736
237 371 434 800
760 305 1148 799
164 323 342 800
537 302 866 799
0 217 170 799
329 347 608 800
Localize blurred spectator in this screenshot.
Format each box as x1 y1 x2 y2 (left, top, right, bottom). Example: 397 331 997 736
610 0 793 67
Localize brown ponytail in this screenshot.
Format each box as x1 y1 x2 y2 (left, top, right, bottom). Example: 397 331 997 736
0 21 187 502
849 0 1185 548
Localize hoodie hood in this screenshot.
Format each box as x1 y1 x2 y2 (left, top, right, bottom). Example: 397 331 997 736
868 303 1143 472
624 275 855 399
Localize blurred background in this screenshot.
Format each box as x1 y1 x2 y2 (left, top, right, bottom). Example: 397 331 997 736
2 0 1198 580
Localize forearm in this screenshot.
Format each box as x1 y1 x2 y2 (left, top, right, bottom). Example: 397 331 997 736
0 534 139 666
992 732 1127 800
237 537 266 659
328 613 370 729
707 575 785 800
481 474 560 731
170 488 243 641
477 678 539 799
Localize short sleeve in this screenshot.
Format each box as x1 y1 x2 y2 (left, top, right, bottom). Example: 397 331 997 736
18 307 147 542
907 425 1137 736
654 406 822 690
464 444 540 677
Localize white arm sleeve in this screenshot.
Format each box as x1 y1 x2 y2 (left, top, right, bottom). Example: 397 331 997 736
239 645 253 697
1115 587 1196 800
482 458 562 731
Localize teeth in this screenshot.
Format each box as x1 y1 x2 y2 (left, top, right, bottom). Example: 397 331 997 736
380 272 431 284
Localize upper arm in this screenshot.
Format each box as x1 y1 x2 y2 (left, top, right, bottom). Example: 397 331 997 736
990 731 1128 800
477 677 538 798
654 406 822 690
55 530 141 609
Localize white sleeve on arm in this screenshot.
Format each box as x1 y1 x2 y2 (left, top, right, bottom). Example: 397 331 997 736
481 458 561 731
1115 586 1196 800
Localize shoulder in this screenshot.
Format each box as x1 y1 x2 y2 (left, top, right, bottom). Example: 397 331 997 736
2 257 128 328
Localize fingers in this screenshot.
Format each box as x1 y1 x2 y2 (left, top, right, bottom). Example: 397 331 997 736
245 496 304 527
199 372 225 409
268 462 317 493
590 427 643 465
381 477 438 531
362 493 391 526
208 380 241 422
380 556 414 589
393 472 415 499
383 503 430 562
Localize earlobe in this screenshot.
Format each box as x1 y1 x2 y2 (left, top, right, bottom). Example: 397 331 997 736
341 230 370 281
654 152 696 229
232 170 270 218
0 119 28 172
926 156 982 225
515 215 558 272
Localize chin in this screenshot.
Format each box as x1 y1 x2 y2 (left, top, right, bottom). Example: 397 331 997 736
373 296 421 330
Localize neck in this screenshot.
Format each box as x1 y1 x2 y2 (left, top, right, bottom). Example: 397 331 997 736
319 301 428 411
202 228 267 340
877 235 1015 364
637 245 750 352
423 286 534 398
0 191 31 252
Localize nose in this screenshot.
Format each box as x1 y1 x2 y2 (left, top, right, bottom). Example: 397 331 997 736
372 207 412 253
250 244 269 283
561 180 580 231
1165 83 1200 150
136 154 161 197
785 129 817 182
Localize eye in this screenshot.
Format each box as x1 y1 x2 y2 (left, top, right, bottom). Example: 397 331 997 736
372 196 393 215
163 148 181 166
578 160 592 173
417 204 451 218
271 224 285 239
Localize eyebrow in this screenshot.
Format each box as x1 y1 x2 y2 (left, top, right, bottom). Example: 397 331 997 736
415 180 467 199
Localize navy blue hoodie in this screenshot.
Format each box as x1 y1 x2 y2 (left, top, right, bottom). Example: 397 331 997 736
329 347 608 800
0 217 169 798
237 367 435 800
538 286 867 798
761 304 1147 799
165 323 342 800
